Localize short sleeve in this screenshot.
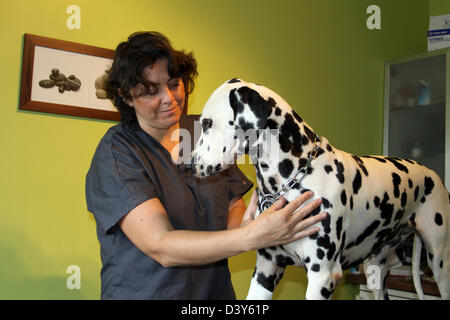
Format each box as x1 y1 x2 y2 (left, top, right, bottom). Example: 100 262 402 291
225 164 253 201
85 133 158 233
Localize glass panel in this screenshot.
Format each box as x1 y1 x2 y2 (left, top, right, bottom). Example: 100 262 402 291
388 54 446 182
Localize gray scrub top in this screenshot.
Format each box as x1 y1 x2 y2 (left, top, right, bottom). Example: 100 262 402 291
85 115 253 299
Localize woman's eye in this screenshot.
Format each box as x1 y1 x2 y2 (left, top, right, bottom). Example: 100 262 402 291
169 82 179 90
148 86 158 95
138 87 157 97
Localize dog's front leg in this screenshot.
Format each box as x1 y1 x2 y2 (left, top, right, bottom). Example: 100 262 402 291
246 249 285 300
305 263 342 300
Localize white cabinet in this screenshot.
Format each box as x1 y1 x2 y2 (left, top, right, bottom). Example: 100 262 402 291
384 49 449 189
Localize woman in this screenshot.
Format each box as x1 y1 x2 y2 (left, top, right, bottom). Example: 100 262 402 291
85 31 326 299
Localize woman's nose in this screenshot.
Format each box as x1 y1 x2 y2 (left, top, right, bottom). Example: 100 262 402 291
161 86 175 104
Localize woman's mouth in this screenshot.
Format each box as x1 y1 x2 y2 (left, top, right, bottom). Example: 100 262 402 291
159 106 177 114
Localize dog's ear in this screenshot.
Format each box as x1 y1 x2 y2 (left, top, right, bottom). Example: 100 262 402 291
235 86 274 129
229 88 243 121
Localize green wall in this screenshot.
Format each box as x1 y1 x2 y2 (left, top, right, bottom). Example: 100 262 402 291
0 0 430 300
430 0 450 15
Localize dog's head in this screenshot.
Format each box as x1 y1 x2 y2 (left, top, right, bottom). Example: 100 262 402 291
189 78 282 177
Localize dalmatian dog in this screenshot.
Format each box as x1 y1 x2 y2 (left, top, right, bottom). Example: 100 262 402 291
190 78 449 300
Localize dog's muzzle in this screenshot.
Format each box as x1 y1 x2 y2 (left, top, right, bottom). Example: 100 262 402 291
182 160 197 174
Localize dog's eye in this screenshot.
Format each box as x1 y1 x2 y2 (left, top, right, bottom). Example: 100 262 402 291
202 118 213 132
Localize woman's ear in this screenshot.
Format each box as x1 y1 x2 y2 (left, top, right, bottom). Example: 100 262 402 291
118 89 134 107
125 99 134 108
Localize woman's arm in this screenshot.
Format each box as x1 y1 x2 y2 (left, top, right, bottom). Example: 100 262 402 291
118 191 325 268
227 196 247 229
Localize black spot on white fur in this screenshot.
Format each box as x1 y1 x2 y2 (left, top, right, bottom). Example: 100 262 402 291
321 197 332 209
362 156 386 163
279 113 303 157
311 264 320 272
276 254 295 267
379 192 394 226
385 157 409 173
317 248 325 259
392 173 401 198
324 165 333 174
346 220 381 250
229 89 242 119
258 248 272 261
321 214 331 234
334 159 345 184
256 272 276 292
352 156 369 176
303 125 316 143
267 119 278 129
352 169 362 194
201 118 212 133
227 78 241 83
321 287 333 299
374 196 380 207
336 217 343 241
424 176 435 196
401 190 407 207
435 212 443 226
268 177 278 192
292 110 303 123
236 86 274 129
278 159 294 178
341 190 347 206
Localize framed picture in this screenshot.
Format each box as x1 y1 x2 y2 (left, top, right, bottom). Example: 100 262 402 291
19 33 120 121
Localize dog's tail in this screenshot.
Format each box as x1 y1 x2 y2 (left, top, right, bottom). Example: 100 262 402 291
412 234 425 300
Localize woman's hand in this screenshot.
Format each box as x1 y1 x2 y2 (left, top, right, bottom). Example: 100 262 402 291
242 190 326 251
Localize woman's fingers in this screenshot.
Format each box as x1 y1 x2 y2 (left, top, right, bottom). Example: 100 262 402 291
293 211 327 235
278 192 327 242
281 191 315 215
292 225 321 241
265 196 286 213
289 197 322 223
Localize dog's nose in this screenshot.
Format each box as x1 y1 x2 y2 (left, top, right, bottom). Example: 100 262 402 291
183 162 196 174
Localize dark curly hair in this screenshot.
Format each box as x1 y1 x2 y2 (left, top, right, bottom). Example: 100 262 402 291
106 31 198 126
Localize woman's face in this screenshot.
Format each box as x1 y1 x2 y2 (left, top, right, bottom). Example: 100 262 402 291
128 58 185 133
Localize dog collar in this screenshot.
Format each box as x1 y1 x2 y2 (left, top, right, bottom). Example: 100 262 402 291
257 135 322 212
